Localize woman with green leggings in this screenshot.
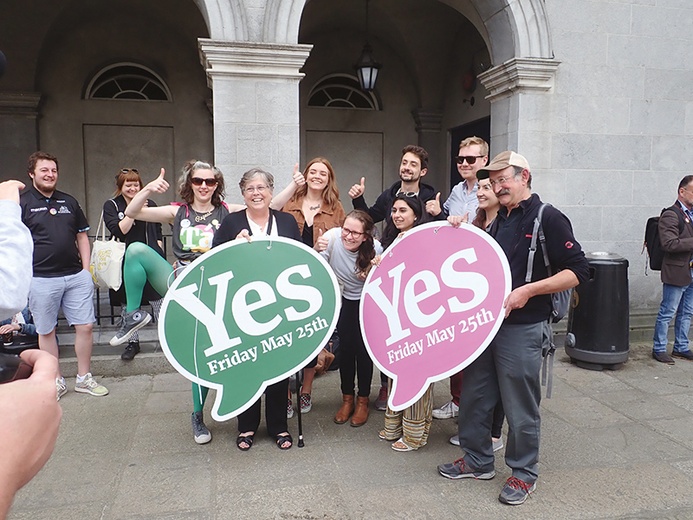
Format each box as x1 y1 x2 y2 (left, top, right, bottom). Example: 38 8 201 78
109 160 303 444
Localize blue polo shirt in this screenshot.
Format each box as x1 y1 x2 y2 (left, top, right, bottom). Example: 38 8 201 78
20 186 90 277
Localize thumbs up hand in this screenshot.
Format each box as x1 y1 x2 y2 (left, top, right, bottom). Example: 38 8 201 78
349 177 366 199
426 192 442 217
315 228 329 252
146 168 170 194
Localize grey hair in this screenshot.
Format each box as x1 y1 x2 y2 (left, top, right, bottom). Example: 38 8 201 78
239 167 274 192
512 165 532 188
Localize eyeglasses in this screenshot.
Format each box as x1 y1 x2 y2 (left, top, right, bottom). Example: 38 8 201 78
455 155 485 165
243 185 270 194
342 227 365 238
488 175 517 188
190 177 218 187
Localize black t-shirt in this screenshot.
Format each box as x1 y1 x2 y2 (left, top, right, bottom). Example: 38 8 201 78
20 186 89 277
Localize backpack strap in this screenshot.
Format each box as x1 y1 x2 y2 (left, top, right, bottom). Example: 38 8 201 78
525 203 550 283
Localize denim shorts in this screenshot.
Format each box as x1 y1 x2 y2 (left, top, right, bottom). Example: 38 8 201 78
29 270 95 334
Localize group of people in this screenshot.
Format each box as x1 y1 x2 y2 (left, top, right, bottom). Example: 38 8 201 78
3 136 589 509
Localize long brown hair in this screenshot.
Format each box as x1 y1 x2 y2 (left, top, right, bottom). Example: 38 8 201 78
178 160 226 206
288 157 341 208
345 209 376 273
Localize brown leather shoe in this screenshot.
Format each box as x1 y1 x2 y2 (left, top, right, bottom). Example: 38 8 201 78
334 394 355 424
350 396 370 427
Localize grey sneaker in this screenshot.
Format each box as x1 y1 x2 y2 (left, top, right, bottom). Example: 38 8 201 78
498 476 536 505
493 437 504 452
56 377 67 401
192 411 212 444
110 309 151 346
74 373 109 397
287 399 294 419
432 400 459 419
449 434 460 446
438 458 495 480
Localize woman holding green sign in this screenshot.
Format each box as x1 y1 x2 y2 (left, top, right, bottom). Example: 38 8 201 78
109 161 303 446
315 209 382 427
212 167 302 451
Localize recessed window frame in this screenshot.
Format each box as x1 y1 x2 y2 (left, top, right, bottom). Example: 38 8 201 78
85 62 172 102
307 73 381 110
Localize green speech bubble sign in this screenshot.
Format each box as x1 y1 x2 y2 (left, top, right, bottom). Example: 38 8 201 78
158 237 340 421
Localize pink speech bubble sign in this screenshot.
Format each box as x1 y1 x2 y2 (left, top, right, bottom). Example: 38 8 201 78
361 222 511 411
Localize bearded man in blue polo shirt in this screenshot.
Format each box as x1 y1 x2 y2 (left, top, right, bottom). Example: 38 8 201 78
20 151 108 400
437 151 589 505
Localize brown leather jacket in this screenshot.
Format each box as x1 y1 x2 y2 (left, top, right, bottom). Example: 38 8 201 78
282 197 346 246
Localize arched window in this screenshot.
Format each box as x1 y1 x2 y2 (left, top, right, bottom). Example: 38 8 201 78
85 63 171 101
308 74 380 110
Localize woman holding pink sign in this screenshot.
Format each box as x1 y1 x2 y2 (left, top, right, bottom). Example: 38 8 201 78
377 194 434 451
315 209 382 427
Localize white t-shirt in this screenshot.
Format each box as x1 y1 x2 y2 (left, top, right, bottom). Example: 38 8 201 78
320 227 383 300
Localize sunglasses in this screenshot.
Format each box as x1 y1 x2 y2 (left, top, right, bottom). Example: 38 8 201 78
190 177 218 187
116 168 139 178
455 155 485 165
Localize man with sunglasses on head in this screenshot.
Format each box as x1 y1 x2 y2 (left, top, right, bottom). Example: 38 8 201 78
20 151 109 401
426 136 488 222
437 151 588 506
348 144 437 226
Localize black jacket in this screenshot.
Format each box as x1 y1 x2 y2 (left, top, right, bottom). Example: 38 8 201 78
212 209 301 247
352 180 437 224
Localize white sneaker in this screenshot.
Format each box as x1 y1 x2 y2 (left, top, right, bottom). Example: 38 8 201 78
432 400 459 420
493 437 504 452
74 373 109 397
56 377 67 401
449 434 460 446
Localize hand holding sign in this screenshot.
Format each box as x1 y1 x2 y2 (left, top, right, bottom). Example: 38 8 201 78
159 237 340 420
360 222 511 410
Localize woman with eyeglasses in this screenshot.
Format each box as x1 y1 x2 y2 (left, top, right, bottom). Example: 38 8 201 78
102 168 165 361
212 168 302 451
281 157 346 417
109 160 304 445
447 177 506 453
377 194 434 451
315 209 382 427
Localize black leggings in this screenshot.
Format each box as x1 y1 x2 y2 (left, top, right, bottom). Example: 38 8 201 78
337 298 373 397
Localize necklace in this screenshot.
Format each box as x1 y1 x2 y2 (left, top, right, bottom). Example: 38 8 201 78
193 207 214 222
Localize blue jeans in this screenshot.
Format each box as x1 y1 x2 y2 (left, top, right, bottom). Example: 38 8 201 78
653 280 693 353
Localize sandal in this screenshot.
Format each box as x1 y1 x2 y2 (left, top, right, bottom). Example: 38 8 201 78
391 437 416 452
275 432 293 450
236 432 254 451
378 429 399 441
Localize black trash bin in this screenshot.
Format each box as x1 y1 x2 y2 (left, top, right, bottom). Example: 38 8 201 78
564 252 629 370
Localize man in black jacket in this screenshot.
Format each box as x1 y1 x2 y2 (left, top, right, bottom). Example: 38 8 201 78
437 151 589 506
348 144 436 225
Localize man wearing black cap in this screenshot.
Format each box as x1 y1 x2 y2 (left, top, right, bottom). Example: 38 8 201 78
437 151 589 505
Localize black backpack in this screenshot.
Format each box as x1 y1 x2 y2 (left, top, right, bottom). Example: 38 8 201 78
643 207 684 271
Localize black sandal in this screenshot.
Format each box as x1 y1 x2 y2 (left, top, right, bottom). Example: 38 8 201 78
275 432 293 450
236 433 254 451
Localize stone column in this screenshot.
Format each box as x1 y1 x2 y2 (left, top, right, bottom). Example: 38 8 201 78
411 108 443 189
198 39 312 203
0 92 41 180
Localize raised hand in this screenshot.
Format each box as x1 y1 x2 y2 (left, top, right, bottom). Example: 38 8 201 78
146 168 169 194
315 228 329 252
426 192 442 216
0 180 25 204
349 177 366 199
292 163 305 187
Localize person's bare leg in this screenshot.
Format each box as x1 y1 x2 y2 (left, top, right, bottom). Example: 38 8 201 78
302 367 316 395
73 323 93 376
38 329 60 376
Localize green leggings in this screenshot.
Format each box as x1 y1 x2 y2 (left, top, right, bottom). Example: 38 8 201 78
123 242 209 413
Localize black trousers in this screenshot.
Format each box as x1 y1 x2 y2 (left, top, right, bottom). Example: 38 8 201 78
337 297 373 397
237 378 289 437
